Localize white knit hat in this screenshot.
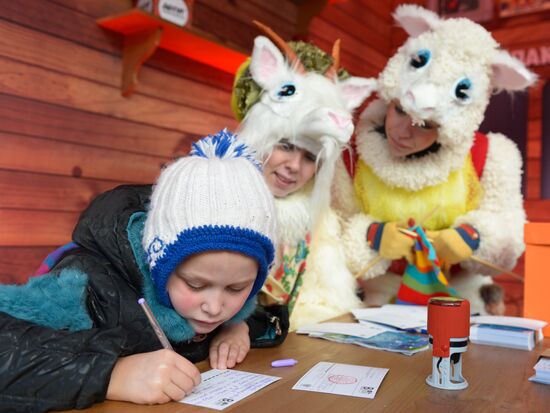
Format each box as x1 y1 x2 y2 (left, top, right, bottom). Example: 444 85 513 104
142 129 277 307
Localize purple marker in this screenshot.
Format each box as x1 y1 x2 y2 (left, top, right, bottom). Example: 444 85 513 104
271 358 298 367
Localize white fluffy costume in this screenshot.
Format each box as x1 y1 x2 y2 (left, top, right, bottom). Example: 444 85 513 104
232 23 375 329
333 5 536 313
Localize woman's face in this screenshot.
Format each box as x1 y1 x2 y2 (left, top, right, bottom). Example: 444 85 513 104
385 101 439 158
263 140 317 198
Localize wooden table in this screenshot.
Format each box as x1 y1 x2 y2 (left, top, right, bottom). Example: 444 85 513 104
67 318 550 413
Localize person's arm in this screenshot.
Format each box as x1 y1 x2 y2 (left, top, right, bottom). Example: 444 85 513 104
453 133 525 272
0 312 126 412
107 349 200 404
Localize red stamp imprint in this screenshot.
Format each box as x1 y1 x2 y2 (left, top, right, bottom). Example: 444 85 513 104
328 375 357 384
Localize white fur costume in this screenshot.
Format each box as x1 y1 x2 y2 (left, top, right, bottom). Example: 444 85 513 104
333 5 536 313
236 33 375 329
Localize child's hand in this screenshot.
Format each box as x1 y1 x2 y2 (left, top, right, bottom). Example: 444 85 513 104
107 349 201 404
209 322 250 370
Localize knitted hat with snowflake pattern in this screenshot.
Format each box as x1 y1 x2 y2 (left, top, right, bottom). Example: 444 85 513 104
142 129 277 307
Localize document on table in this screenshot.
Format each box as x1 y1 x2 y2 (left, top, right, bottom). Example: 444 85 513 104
352 304 428 330
293 362 389 399
180 369 281 410
297 322 391 338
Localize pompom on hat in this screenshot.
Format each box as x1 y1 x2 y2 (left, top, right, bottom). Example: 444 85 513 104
142 130 277 307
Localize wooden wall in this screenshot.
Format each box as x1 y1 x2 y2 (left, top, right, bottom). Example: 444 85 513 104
308 0 394 78
0 0 297 284
1 0 547 299
487 11 550 222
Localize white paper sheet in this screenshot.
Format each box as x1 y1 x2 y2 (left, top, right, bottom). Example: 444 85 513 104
180 369 280 410
292 362 389 399
297 322 390 338
352 305 428 330
470 315 547 330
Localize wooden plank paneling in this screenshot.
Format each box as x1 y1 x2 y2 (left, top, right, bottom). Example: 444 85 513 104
0 132 164 182
525 200 550 221
247 0 297 25
0 170 122 212
0 57 237 135
48 0 132 18
0 247 54 284
309 17 387 71
527 139 542 159
358 0 394 23
490 18 550 47
335 1 393 35
318 4 390 55
0 19 233 117
4 0 235 91
0 209 78 246
192 3 259 52
0 94 193 157
308 34 379 77
198 0 295 40
1 0 121 55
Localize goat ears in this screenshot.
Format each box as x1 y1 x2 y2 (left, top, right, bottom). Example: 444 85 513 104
491 51 537 91
249 36 287 87
393 5 440 38
339 78 377 111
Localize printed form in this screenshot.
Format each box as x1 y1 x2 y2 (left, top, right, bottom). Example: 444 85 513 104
180 369 280 410
293 362 389 399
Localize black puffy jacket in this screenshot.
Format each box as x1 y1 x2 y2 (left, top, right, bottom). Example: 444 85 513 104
0 185 288 412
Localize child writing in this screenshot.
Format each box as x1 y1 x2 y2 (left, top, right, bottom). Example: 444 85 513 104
0 130 287 411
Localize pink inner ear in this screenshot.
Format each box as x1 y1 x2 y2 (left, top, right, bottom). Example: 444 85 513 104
257 46 279 82
492 64 532 91
400 17 432 37
341 84 372 109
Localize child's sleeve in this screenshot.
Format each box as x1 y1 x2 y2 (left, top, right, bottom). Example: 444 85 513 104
246 304 289 348
0 311 127 412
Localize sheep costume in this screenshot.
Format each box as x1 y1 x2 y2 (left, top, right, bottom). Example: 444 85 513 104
232 23 375 329
333 5 536 313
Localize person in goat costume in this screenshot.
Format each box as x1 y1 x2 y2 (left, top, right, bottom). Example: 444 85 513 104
333 5 536 313
232 23 375 329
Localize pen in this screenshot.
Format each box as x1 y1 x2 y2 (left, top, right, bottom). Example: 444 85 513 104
138 297 174 351
271 358 298 367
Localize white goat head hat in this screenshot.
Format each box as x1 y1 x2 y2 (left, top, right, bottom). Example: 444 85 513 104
233 21 376 220
377 5 536 165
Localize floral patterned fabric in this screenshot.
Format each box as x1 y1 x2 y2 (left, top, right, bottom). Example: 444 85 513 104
261 233 311 315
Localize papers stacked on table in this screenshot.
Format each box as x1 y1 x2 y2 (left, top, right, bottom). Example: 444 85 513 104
469 315 547 351
352 304 428 332
297 320 429 356
529 349 550 385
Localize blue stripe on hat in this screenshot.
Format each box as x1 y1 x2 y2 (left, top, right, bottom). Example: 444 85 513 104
150 225 275 307
189 129 262 171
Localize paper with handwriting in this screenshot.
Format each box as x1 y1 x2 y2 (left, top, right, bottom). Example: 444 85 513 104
180 369 280 410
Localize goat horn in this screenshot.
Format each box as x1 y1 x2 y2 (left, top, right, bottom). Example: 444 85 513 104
325 39 341 80
252 20 306 73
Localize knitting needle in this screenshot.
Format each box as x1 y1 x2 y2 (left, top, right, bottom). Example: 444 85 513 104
353 256 384 279
397 228 524 282
353 207 441 280
261 286 284 303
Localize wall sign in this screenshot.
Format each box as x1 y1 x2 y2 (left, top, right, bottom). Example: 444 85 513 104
511 45 550 67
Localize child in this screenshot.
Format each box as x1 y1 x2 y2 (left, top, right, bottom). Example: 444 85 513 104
231 27 374 329
479 284 506 316
0 130 287 411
